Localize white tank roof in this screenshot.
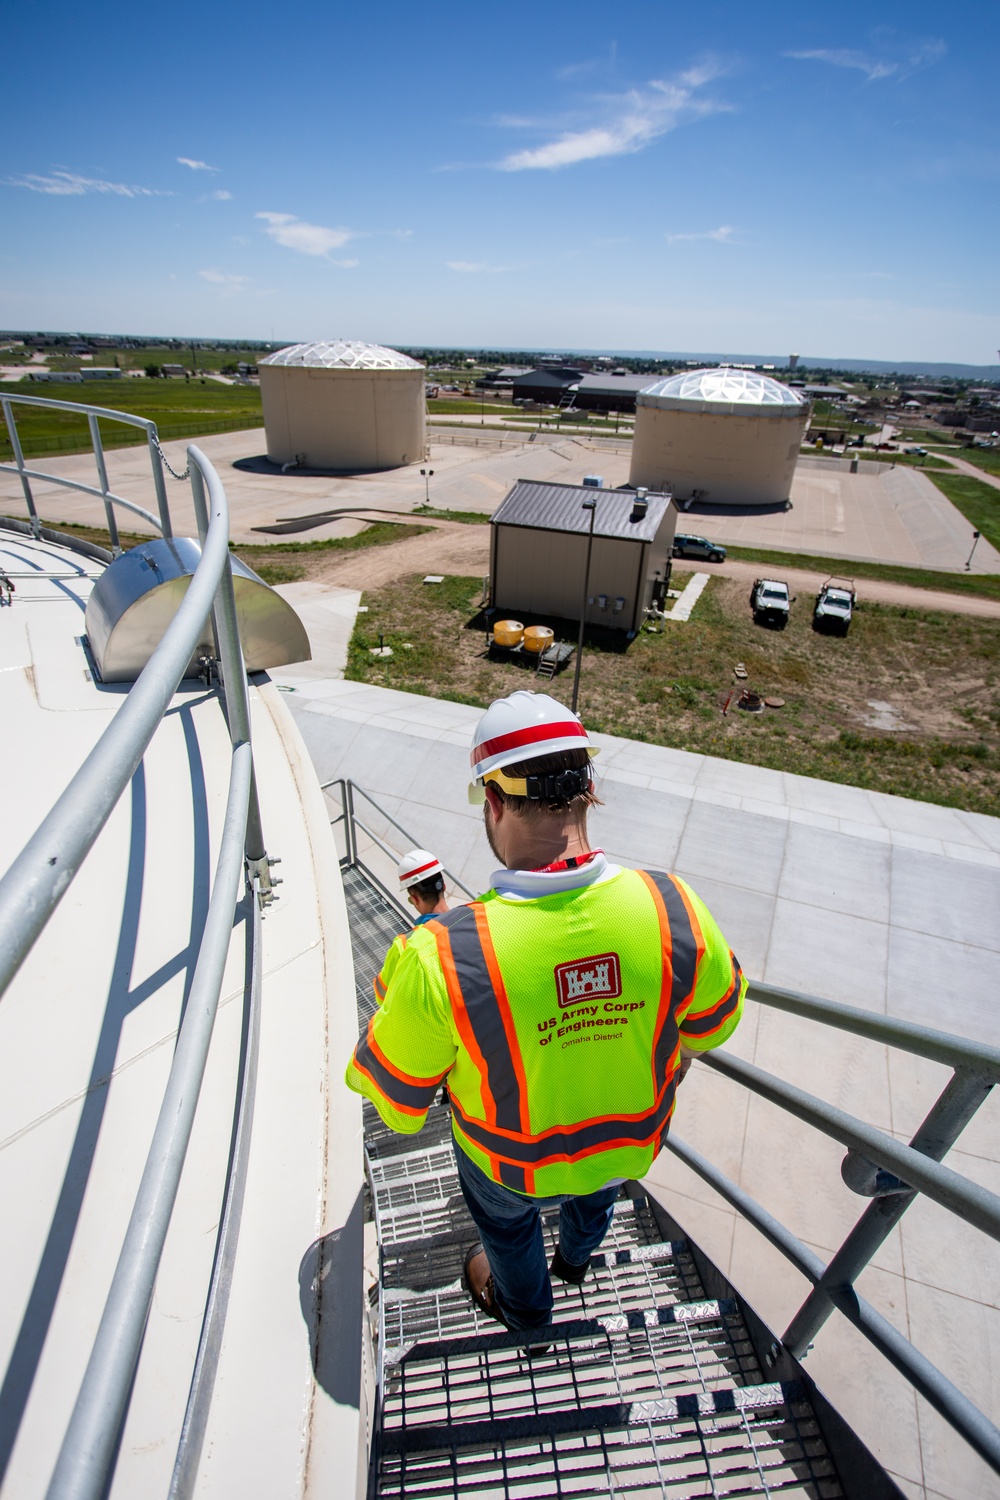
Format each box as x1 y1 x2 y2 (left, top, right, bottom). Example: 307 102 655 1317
639 367 807 415
260 340 422 370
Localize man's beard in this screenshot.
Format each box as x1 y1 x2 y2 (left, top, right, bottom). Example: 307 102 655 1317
484 806 504 863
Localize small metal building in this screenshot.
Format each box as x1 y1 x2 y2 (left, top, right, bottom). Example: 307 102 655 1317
489 480 676 634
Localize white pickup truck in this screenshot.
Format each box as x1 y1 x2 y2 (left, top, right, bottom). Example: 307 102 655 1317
750 577 791 628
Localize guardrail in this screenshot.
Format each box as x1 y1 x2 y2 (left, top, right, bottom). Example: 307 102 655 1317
669 978 1000 1477
0 394 273 1500
326 774 1000 1481
322 777 476 919
1 390 175 545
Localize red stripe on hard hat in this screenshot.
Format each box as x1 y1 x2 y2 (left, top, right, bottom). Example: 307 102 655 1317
472 719 587 766
401 857 439 881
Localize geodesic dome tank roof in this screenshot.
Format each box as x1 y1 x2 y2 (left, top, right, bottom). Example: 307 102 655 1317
260 340 423 370
639 367 807 415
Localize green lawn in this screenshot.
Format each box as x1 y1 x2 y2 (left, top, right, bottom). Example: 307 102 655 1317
348 572 1000 818
0 378 264 460
924 471 1000 553
936 446 1000 479
724 546 1000 601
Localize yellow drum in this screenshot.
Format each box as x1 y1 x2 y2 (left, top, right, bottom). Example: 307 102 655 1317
523 625 554 655
493 619 524 648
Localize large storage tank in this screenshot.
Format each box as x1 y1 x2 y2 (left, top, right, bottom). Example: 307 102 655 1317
630 368 810 506
258 339 426 471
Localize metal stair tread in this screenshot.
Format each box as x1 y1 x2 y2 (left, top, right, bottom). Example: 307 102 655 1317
381 1379 804 1455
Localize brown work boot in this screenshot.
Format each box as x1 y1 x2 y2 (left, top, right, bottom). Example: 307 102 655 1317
463 1243 510 1328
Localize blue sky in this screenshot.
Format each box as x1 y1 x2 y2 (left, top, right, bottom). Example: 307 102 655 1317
2 0 998 363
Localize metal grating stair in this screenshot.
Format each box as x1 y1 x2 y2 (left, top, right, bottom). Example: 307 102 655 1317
344 864 848 1498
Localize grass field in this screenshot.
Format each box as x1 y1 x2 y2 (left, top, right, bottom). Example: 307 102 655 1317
725 546 1000 602
0 379 263 460
936 446 1000 479
924 471 1000 553
347 571 1000 818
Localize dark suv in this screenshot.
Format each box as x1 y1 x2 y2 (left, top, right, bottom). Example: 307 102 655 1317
672 533 727 563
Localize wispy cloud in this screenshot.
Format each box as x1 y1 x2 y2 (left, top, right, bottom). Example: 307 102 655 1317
784 39 945 83
496 64 728 171
447 260 518 273
211 188 232 201
256 211 357 258
665 224 735 245
178 156 219 171
199 268 250 285
3 169 170 197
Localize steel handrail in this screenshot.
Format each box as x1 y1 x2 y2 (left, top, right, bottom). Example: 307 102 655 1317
0 460 231 1001
36 445 266 1500
322 777 477 900
701 1049 1000 1241
747 978 1000 1081
1 391 173 537
0 410 269 1498
666 1133 1000 1476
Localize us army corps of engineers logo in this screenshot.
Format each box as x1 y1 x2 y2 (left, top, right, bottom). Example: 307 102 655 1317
554 953 622 1008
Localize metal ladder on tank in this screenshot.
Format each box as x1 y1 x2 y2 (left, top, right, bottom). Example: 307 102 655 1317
325 780 911 1500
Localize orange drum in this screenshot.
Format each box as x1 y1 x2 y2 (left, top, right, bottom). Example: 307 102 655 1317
523 625 554 655
493 619 524 648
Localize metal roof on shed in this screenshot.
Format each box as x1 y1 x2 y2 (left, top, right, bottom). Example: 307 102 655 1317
492 480 672 542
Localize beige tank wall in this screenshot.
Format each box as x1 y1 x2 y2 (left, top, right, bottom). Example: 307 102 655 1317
629 406 809 505
259 365 426 470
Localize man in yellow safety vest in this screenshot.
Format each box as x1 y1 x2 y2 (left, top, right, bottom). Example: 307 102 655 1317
346 691 745 1331
373 849 450 1005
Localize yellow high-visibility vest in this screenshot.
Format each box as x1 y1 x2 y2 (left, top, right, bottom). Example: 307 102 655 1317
347 867 744 1196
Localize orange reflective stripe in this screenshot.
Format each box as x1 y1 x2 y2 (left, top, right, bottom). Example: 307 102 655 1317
473 904 530 1136
638 870 701 1092
429 917 498 1125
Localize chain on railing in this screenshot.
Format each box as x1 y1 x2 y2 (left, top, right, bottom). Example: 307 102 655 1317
150 432 191 482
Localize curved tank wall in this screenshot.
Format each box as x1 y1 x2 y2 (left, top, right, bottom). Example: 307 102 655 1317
629 369 810 506
259 341 426 471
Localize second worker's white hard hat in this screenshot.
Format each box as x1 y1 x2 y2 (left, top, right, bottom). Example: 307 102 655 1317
470 690 596 781
397 849 444 890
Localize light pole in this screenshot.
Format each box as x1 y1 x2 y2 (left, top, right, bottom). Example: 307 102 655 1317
420 467 434 506
571 495 597 715
966 529 982 571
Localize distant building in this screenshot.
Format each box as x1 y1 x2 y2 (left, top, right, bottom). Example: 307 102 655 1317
79 367 122 380
161 363 186 377
571 373 652 413
509 366 583 404
489 479 675 634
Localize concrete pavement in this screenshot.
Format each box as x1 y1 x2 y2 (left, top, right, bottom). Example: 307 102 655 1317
279 672 1000 1500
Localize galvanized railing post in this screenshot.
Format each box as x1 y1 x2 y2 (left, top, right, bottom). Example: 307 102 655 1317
345 780 358 867
87 413 121 554
1 398 41 536
783 1067 993 1358
188 447 268 876
148 426 173 538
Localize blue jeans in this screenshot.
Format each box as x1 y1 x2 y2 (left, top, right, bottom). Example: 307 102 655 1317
454 1143 619 1330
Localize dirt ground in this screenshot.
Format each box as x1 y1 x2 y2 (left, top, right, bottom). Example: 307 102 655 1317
348 567 1000 818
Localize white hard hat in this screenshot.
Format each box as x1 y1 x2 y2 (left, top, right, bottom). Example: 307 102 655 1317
397 849 444 890
470 691 596 781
